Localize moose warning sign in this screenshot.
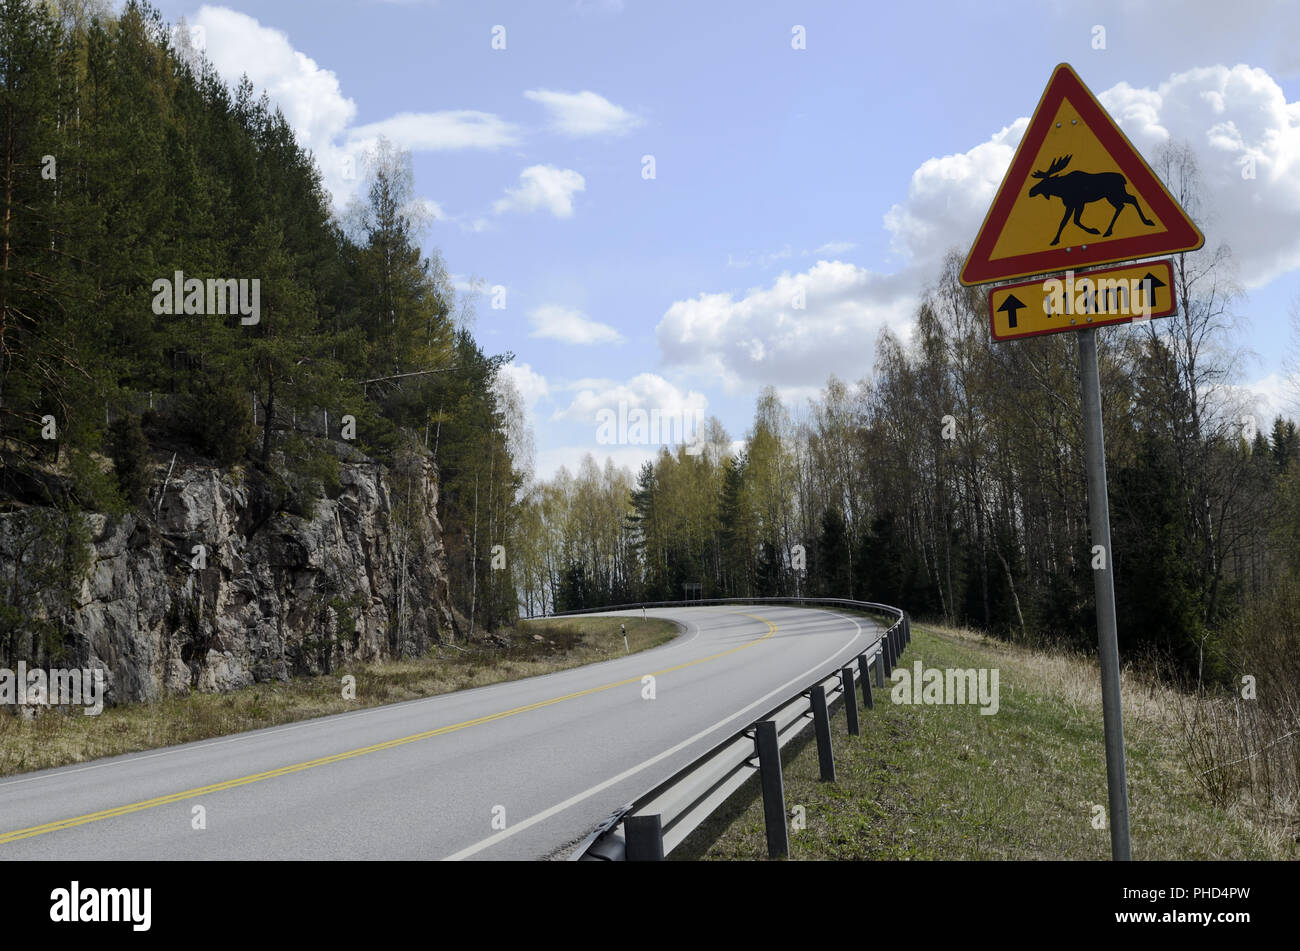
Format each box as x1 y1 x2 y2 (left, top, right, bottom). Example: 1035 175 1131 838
959 64 1203 285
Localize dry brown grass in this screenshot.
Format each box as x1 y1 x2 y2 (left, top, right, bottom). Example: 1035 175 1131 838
0 615 679 778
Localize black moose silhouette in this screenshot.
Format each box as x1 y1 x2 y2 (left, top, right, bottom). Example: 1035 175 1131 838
1028 155 1155 246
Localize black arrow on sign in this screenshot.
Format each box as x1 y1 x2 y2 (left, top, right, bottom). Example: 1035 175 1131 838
1138 271 1166 308
998 294 1026 329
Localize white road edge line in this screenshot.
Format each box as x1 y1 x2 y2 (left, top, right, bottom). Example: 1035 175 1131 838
442 608 871 861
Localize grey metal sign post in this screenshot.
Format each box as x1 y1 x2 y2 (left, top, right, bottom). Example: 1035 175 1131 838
1077 328 1132 861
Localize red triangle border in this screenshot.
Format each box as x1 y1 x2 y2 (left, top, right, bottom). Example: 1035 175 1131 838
960 64 1204 286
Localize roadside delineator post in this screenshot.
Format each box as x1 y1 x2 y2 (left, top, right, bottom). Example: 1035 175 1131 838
810 685 835 782
857 652 874 709
755 720 790 859
840 666 859 736
625 814 664 861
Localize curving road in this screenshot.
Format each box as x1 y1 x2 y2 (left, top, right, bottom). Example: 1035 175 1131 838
0 605 881 860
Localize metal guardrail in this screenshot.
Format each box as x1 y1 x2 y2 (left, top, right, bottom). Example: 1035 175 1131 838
551 597 910 860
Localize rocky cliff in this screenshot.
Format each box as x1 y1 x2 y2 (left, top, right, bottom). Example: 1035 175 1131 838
0 446 453 705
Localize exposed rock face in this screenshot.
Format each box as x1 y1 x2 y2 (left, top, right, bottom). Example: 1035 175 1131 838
0 448 453 705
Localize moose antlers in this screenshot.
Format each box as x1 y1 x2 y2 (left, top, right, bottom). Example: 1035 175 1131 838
1031 155 1072 179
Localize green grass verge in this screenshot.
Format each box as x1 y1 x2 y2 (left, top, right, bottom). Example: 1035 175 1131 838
678 623 1290 860
0 616 679 778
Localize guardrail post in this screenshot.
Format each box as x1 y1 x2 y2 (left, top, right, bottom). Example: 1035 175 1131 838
810 685 836 782
857 653 874 709
755 721 790 859
840 666 859 735
903 613 910 647
874 647 886 687
625 814 665 861
881 633 893 679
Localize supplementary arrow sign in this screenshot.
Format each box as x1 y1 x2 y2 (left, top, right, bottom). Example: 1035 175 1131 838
997 294 1026 328
986 259 1176 342
1138 271 1166 307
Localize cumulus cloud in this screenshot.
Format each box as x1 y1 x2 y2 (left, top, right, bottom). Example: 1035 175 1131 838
525 89 643 137
1235 371 1300 426
528 305 622 344
493 165 587 218
658 64 1300 398
195 6 353 152
883 65 1300 289
656 261 918 391
193 6 516 211
882 118 1029 272
553 373 708 427
498 361 550 410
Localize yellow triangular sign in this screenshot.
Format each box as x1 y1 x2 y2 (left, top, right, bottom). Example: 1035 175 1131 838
960 64 1203 286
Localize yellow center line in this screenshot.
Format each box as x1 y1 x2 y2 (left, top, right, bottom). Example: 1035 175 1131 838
0 612 778 846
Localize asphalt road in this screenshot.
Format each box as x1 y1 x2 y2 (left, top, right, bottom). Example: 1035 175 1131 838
0 605 882 860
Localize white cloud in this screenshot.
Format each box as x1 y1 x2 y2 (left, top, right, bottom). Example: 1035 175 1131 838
773 384 831 411
553 373 708 427
882 118 1028 272
656 261 918 391
192 6 517 211
347 111 518 153
528 305 622 344
195 6 353 153
534 446 653 483
812 241 857 257
1099 65 1300 288
1236 371 1300 425
499 361 550 410
409 197 445 219
883 65 1300 289
659 65 1300 397
525 89 643 137
493 165 586 218
449 274 475 293
195 6 357 202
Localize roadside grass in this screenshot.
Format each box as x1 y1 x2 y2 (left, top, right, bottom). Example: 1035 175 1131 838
0 616 678 779
679 623 1290 860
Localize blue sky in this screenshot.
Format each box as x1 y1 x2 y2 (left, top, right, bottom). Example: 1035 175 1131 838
148 0 1300 479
